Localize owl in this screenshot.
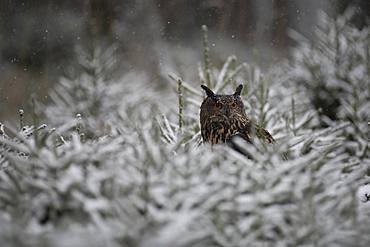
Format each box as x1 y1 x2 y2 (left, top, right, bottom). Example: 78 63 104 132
200 84 274 145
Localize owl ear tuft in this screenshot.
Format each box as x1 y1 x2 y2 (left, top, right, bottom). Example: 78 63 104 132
234 84 243 96
201 85 215 97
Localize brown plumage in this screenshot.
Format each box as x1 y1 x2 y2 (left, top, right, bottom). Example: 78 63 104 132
200 84 274 146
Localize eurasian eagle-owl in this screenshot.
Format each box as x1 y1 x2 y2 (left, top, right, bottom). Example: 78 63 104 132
200 84 274 145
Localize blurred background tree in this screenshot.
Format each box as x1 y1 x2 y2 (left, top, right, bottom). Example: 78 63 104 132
0 0 369 119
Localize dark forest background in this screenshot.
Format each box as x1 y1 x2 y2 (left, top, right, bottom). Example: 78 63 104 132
0 0 369 118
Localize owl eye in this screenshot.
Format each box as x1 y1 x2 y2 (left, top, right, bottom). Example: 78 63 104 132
215 102 223 109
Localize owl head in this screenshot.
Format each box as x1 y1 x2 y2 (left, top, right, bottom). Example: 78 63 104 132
200 84 245 118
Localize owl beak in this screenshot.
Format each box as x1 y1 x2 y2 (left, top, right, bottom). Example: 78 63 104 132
223 108 230 116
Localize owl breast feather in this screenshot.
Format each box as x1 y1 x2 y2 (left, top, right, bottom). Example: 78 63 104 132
202 116 246 144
